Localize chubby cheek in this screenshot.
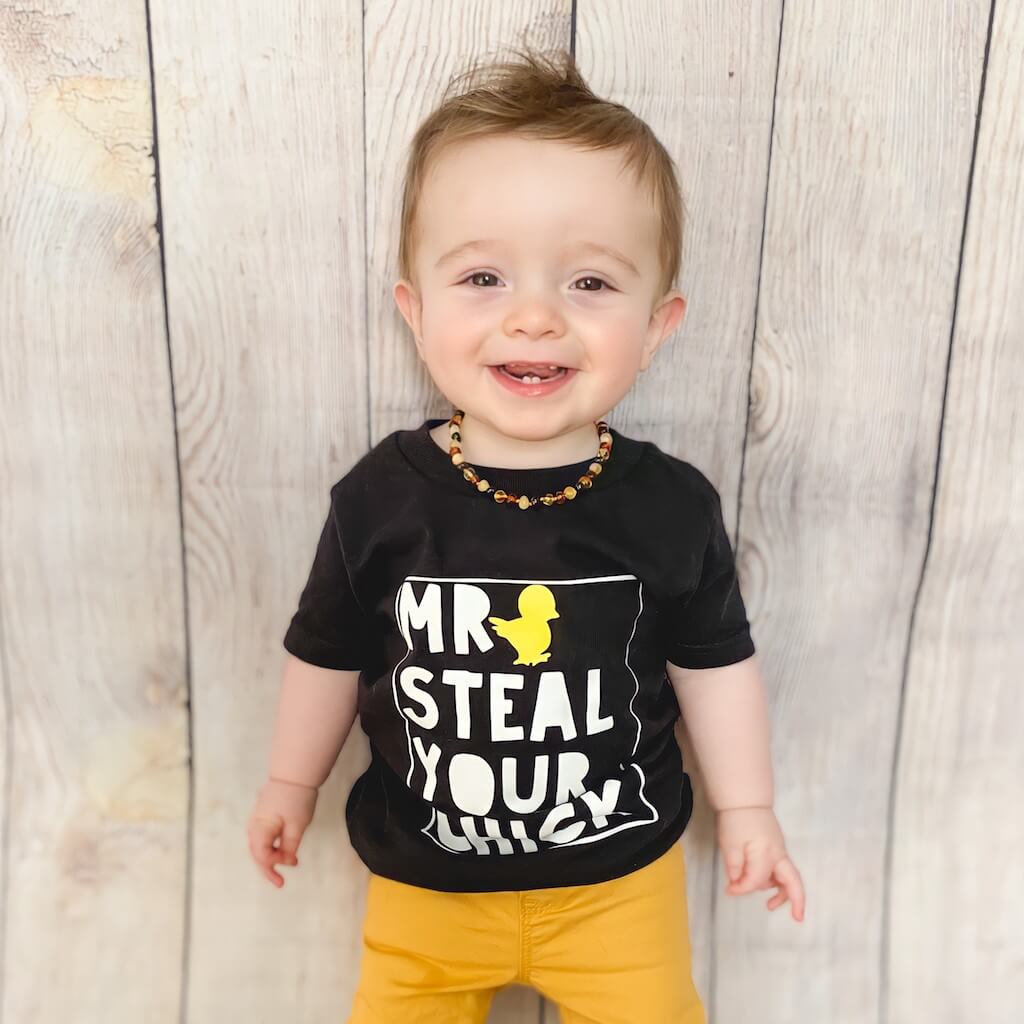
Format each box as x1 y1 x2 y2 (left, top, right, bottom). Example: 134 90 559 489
585 317 648 374
416 303 484 389
421 290 487 342
595 353 644 408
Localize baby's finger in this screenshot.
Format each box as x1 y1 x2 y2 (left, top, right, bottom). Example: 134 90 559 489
247 820 294 881
766 885 789 911
258 844 296 885
247 828 276 867
278 823 305 859
721 845 746 884
262 861 285 887
248 839 286 886
261 846 301 885
727 845 773 894
775 857 806 921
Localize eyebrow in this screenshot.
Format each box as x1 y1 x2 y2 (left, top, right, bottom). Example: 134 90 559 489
434 239 503 269
434 239 641 277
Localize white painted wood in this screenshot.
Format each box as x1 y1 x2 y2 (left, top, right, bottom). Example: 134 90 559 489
0 2 187 1021
577 1 784 1011
723 3 990 1023
889 3 1024 1020
146 1 373 1020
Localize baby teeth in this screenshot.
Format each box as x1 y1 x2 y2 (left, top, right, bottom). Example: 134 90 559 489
497 364 566 384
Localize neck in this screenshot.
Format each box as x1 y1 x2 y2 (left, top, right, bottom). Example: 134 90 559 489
432 413 603 469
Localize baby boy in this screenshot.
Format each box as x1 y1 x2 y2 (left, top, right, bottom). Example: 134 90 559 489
248 46 805 1024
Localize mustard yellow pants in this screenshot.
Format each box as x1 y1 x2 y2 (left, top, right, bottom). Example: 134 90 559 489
348 840 706 1024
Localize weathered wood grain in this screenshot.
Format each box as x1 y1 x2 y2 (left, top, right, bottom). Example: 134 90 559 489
0 2 186 1021
889 3 1024 1021
146 1 372 1020
724 3 990 1023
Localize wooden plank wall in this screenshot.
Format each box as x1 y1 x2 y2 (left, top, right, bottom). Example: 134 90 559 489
0 2 1020 1023
0 2 188 1021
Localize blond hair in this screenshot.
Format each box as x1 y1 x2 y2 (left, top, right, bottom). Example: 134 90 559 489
397 46 685 298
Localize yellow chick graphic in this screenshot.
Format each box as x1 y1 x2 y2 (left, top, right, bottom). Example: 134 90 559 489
488 584 560 666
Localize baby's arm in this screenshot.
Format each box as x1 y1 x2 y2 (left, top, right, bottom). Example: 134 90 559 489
665 653 772 811
268 653 360 788
247 654 360 886
667 654 806 921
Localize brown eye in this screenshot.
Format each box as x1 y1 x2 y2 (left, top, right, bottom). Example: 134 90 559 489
466 272 499 287
574 276 608 291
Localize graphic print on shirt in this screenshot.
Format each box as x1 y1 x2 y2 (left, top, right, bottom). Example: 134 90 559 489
391 574 658 856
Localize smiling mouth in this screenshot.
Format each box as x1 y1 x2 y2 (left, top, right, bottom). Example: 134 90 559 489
493 363 570 383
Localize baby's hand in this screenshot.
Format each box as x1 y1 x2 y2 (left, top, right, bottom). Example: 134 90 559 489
715 806 805 922
246 777 318 888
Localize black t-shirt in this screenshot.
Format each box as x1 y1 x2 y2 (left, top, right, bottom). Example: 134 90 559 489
282 418 755 893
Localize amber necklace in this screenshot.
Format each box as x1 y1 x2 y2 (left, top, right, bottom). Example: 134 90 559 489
447 409 613 509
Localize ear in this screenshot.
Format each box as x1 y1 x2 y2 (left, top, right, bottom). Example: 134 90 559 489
639 290 687 371
393 278 425 358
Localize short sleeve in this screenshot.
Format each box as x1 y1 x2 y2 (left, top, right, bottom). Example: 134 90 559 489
282 489 372 670
662 485 756 670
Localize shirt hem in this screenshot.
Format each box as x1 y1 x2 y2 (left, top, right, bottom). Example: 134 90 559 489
665 633 755 670
349 789 693 894
282 625 366 671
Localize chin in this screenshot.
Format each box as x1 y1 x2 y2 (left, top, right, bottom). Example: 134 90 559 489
485 411 585 443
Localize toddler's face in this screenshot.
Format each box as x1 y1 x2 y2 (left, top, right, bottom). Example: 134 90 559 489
394 134 685 446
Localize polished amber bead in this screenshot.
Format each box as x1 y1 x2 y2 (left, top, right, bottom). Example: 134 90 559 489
540 494 555 506
450 430 461 442
589 462 602 475
578 475 592 488
493 489 507 503
599 432 612 445
518 495 531 510
451 452 465 466
555 493 566 504
563 486 577 500
463 468 478 483
477 479 490 492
